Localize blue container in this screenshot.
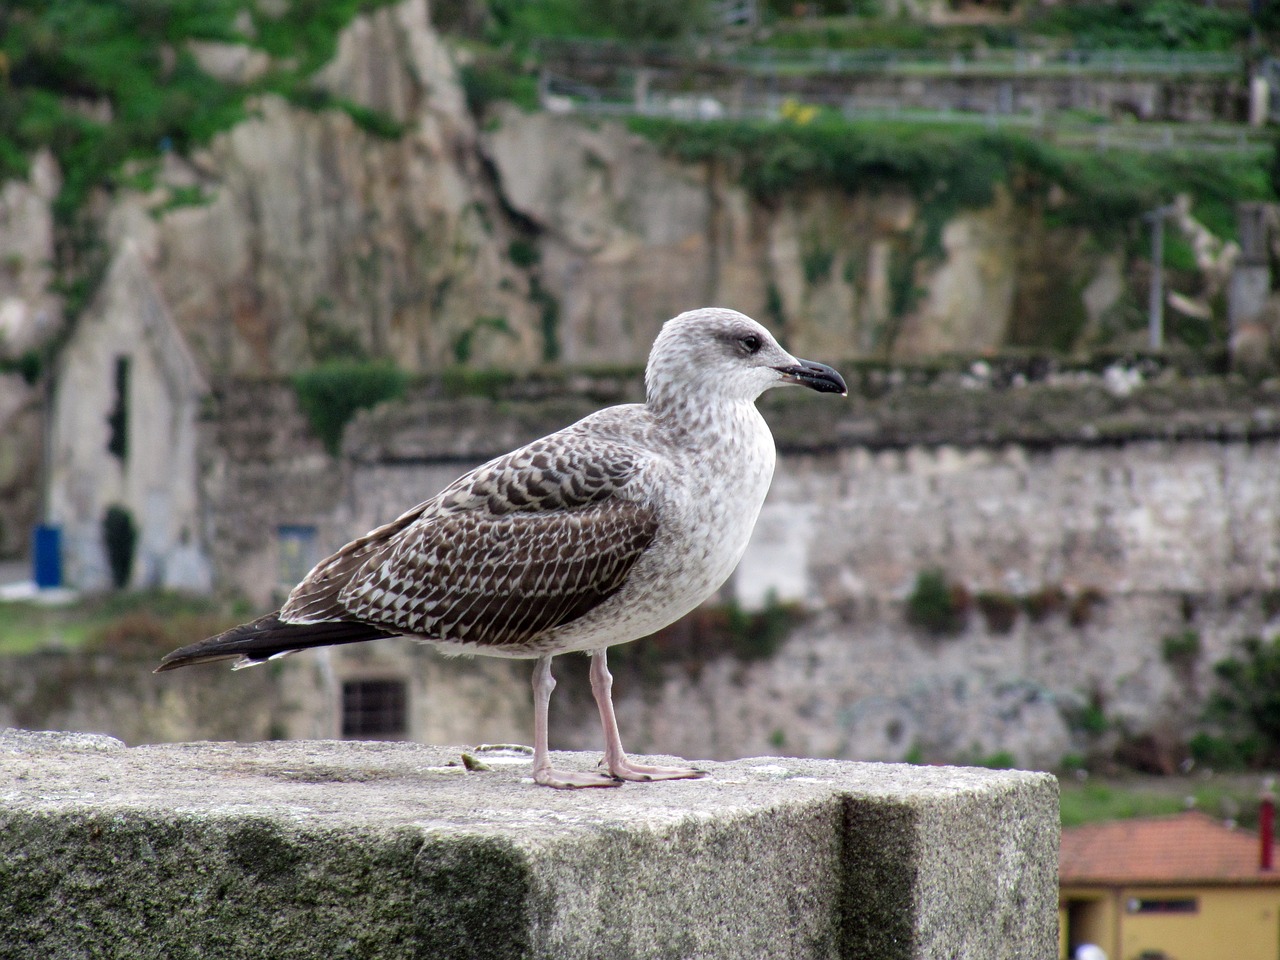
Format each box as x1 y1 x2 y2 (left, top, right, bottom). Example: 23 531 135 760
32 525 62 589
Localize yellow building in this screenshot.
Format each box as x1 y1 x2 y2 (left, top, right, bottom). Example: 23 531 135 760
1060 811 1280 960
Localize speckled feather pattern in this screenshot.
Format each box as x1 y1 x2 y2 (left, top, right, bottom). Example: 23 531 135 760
282 420 661 652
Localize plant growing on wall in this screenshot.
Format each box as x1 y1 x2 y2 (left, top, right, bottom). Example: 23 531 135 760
1161 629 1202 665
102 504 137 590
1023 584 1067 622
976 591 1020 635
1068 586 1106 628
906 568 970 636
1192 634 1280 769
292 360 409 456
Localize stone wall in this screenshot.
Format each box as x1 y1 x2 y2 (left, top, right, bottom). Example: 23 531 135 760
0 731 1060 960
48 245 210 591
0 642 528 749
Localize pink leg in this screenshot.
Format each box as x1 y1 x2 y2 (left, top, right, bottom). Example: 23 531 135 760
590 649 705 782
530 654 621 789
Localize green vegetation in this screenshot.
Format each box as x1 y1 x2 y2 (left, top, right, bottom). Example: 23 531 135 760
440 365 516 400
1193 634 1280 769
451 314 516 365
958 747 1017 770
486 0 710 46
506 238 541 269
531 276 561 364
628 117 1271 250
458 59 541 118
610 594 804 679
1034 0 1255 52
905 568 970 636
1024 585 1067 622
147 183 214 220
1062 696 1110 738
670 0 1266 54
286 88 409 139
1161 629 1202 665
1059 777 1271 829
292 359 409 456
800 238 836 286
475 0 1275 54
721 593 799 661
0 1 401 270
0 350 43 385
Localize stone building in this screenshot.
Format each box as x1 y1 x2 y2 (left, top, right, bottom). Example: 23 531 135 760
47 242 211 592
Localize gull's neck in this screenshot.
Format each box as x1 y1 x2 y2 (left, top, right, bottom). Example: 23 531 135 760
645 382 767 446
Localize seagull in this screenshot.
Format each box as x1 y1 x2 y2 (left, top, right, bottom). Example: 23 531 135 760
157 307 847 788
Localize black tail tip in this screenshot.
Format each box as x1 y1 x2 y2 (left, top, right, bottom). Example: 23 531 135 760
153 612 288 673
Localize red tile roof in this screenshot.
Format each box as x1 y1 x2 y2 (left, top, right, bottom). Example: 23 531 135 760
1061 811 1280 886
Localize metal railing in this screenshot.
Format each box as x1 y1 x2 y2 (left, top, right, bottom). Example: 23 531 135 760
730 46 1243 76
538 71 1270 155
533 38 1244 78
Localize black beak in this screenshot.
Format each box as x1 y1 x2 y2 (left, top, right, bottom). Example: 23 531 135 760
774 359 848 396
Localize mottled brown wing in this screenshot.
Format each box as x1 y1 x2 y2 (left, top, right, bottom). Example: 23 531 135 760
336 499 658 647
279 428 661 647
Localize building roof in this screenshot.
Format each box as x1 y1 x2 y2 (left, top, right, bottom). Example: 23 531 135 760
1061 811 1280 886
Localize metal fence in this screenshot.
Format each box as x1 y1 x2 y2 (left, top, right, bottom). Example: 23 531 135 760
539 71 1271 155
729 47 1243 76
534 38 1244 78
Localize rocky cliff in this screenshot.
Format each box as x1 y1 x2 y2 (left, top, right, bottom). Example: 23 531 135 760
5 0 1248 385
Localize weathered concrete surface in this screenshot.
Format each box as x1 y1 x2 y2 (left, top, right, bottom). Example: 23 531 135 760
0 730 1058 960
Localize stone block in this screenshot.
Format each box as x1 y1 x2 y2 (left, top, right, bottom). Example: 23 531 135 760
0 730 1058 959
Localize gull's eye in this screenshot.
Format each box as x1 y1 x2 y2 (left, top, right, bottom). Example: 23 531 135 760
740 334 762 354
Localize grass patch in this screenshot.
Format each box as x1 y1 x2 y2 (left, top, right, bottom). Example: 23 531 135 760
1060 776 1268 830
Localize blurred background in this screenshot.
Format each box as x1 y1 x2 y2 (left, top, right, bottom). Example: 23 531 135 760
4 1 1280 952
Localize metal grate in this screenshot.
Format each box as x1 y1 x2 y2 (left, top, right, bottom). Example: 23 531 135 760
341 679 408 739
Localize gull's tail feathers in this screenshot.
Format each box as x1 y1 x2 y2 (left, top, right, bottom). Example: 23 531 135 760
155 612 397 673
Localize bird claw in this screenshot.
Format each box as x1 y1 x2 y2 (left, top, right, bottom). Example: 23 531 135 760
598 757 707 782
533 767 624 789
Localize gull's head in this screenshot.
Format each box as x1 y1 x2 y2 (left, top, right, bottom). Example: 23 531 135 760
645 307 847 408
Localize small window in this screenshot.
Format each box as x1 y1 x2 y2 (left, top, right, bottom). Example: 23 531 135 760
277 524 318 588
1127 898 1198 915
341 679 408 739
106 355 130 461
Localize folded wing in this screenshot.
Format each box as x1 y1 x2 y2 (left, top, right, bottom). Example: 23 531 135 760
157 430 661 670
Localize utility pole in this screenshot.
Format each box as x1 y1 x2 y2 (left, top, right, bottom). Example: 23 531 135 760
1143 203 1179 351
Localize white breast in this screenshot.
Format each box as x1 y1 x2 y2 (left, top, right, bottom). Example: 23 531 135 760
545 400 777 653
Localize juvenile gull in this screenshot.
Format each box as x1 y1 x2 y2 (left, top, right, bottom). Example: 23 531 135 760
157 308 847 788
